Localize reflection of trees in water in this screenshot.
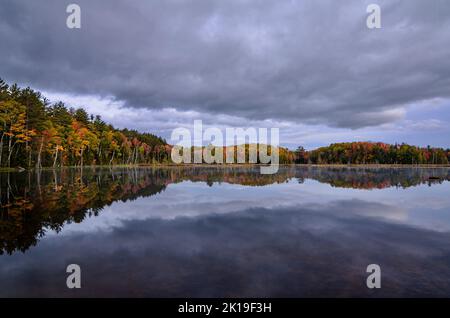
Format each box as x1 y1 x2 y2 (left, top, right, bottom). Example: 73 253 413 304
164 166 450 189
297 167 450 189
0 168 167 255
1 166 449 254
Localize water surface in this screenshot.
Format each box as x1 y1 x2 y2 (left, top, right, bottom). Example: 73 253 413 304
1 166 450 297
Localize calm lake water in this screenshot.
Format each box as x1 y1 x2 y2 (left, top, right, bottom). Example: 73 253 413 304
1 166 450 297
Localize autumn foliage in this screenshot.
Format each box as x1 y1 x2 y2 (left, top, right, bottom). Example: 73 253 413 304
295 142 450 165
0 79 170 168
1 79 449 168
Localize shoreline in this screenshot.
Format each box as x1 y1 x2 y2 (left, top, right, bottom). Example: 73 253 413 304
2 163 450 172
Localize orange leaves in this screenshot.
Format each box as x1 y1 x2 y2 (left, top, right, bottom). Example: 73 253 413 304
0 99 36 146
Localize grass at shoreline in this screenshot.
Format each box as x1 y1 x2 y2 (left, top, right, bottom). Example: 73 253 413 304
0 168 18 172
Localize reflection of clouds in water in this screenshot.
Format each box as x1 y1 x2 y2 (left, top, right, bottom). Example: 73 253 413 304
51 180 450 236
317 199 408 222
3 203 450 297
3 167 450 297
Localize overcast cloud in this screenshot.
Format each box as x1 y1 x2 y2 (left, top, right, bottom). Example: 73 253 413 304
1 0 450 146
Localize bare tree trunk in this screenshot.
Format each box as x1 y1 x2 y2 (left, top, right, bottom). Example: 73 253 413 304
109 150 115 165
7 139 17 168
98 145 102 164
36 137 44 169
7 135 12 168
80 148 84 168
53 147 58 168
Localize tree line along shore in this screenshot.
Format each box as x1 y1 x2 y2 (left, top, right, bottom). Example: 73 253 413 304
1 79 449 170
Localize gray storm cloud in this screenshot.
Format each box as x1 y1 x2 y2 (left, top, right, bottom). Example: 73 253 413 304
0 0 449 128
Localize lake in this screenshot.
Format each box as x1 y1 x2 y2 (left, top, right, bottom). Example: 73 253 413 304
1 166 450 297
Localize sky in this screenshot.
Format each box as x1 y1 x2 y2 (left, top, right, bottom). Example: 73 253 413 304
1 0 449 149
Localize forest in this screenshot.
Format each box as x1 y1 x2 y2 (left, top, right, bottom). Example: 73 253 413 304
0 79 171 169
1 79 449 168
295 142 450 165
